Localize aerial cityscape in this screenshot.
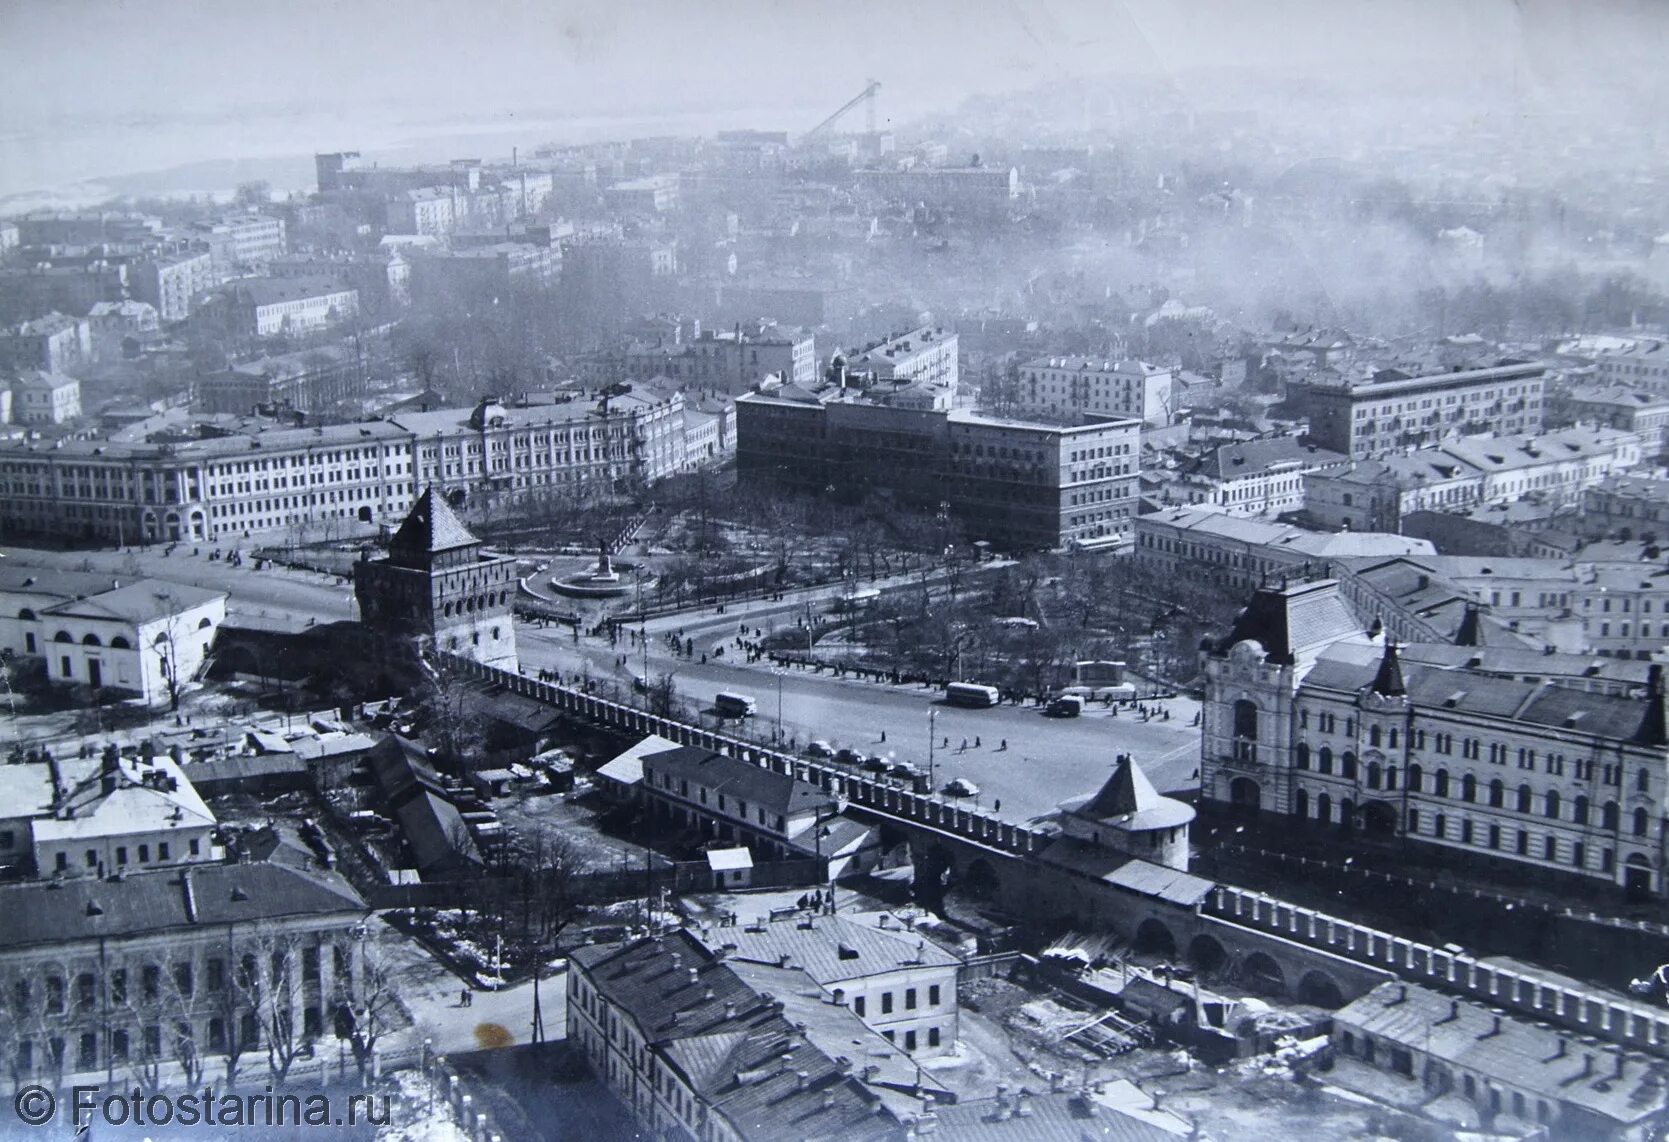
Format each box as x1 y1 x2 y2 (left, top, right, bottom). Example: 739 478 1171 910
3 1 1669 1138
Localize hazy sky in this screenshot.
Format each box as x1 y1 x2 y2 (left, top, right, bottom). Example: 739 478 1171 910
0 0 1663 195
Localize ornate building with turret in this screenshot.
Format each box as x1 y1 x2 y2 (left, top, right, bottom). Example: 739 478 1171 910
1202 578 1669 897
353 486 518 669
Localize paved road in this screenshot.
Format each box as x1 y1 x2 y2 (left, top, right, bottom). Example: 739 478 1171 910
518 623 1202 826
2 543 359 631
2 541 1202 825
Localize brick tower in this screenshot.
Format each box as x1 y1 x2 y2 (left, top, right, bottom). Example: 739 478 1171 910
354 487 519 669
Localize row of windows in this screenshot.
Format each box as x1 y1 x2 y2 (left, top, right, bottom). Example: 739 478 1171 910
50 836 202 871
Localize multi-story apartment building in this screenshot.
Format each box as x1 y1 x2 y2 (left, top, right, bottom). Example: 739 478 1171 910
230 276 360 338
622 326 816 395
392 389 686 506
0 419 418 544
1169 436 1348 515
383 188 456 238
845 327 958 392
1306 361 1547 459
12 369 82 424
0 859 369 1086
13 211 162 247
713 915 960 1058
410 242 557 303
187 214 287 275
1303 426 1639 532
947 410 1139 550
0 263 128 322
603 174 680 214
1583 474 1669 533
1566 383 1669 457
567 930 910 1142
196 343 366 415
0 390 694 544
0 312 92 374
854 165 1019 214
268 251 410 315
1135 507 1435 594
354 488 518 669
1593 339 1669 392
1335 552 1669 662
1015 356 1174 426
1200 577 1669 896
736 384 1140 550
128 247 215 322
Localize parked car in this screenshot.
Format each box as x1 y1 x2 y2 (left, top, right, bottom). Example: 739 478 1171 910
889 761 921 779
806 740 835 759
861 755 890 773
944 778 980 798
833 747 862 766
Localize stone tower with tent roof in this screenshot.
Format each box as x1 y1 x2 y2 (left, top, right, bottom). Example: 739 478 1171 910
353 486 519 669
1057 753 1196 871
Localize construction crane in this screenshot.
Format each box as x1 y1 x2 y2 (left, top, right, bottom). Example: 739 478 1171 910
802 80 880 143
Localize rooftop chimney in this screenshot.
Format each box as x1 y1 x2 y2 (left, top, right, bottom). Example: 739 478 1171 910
688 968 699 986
795 1070 810 1091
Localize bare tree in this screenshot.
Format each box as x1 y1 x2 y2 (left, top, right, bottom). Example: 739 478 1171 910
333 930 403 1084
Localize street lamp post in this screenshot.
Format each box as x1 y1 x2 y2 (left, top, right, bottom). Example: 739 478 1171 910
927 707 937 788
774 669 784 744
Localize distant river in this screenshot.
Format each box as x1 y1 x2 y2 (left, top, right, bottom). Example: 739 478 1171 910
0 103 812 211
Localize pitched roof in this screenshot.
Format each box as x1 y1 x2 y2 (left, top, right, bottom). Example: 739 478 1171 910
641 746 838 819
1064 755 1195 832
1337 982 1669 1127
40 578 225 625
388 486 479 560
713 913 959 985
0 861 365 950
1370 641 1406 697
1214 579 1363 665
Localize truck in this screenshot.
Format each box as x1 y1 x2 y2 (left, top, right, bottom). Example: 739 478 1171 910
1047 694 1085 718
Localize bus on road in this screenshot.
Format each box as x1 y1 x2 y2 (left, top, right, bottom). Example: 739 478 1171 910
945 682 1000 708
714 692 758 718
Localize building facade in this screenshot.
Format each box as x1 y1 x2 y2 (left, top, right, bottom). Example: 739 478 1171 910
353 487 519 669
1015 356 1174 426
1201 578 1669 896
1306 362 1547 459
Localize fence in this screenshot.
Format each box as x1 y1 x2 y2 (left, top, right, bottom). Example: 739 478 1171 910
1208 883 1669 1056
440 654 1047 859
365 858 826 911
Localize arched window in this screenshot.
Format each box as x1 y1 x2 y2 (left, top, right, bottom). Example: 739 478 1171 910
17 608 35 621
1462 774 1477 803
1517 784 1532 814
1488 779 1504 809
1388 728 1399 748
1435 768 1451 797
1296 743 1311 770
1603 801 1619 832
1319 747 1334 775
1342 752 1358 780
1369 725 1382 748
1294 788 1309 819
53 631 73 644
109 636 130 650
1366 761 1382 790
1386 765 1398 791
81 633 101 647
1316 792 1332 823
1408 765 1424 793
1232 700 1258 740
1434 812 1448 839
1635 808 1650 837
1575 796 1590 826
197 617 212 629
1545 790 1560 819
